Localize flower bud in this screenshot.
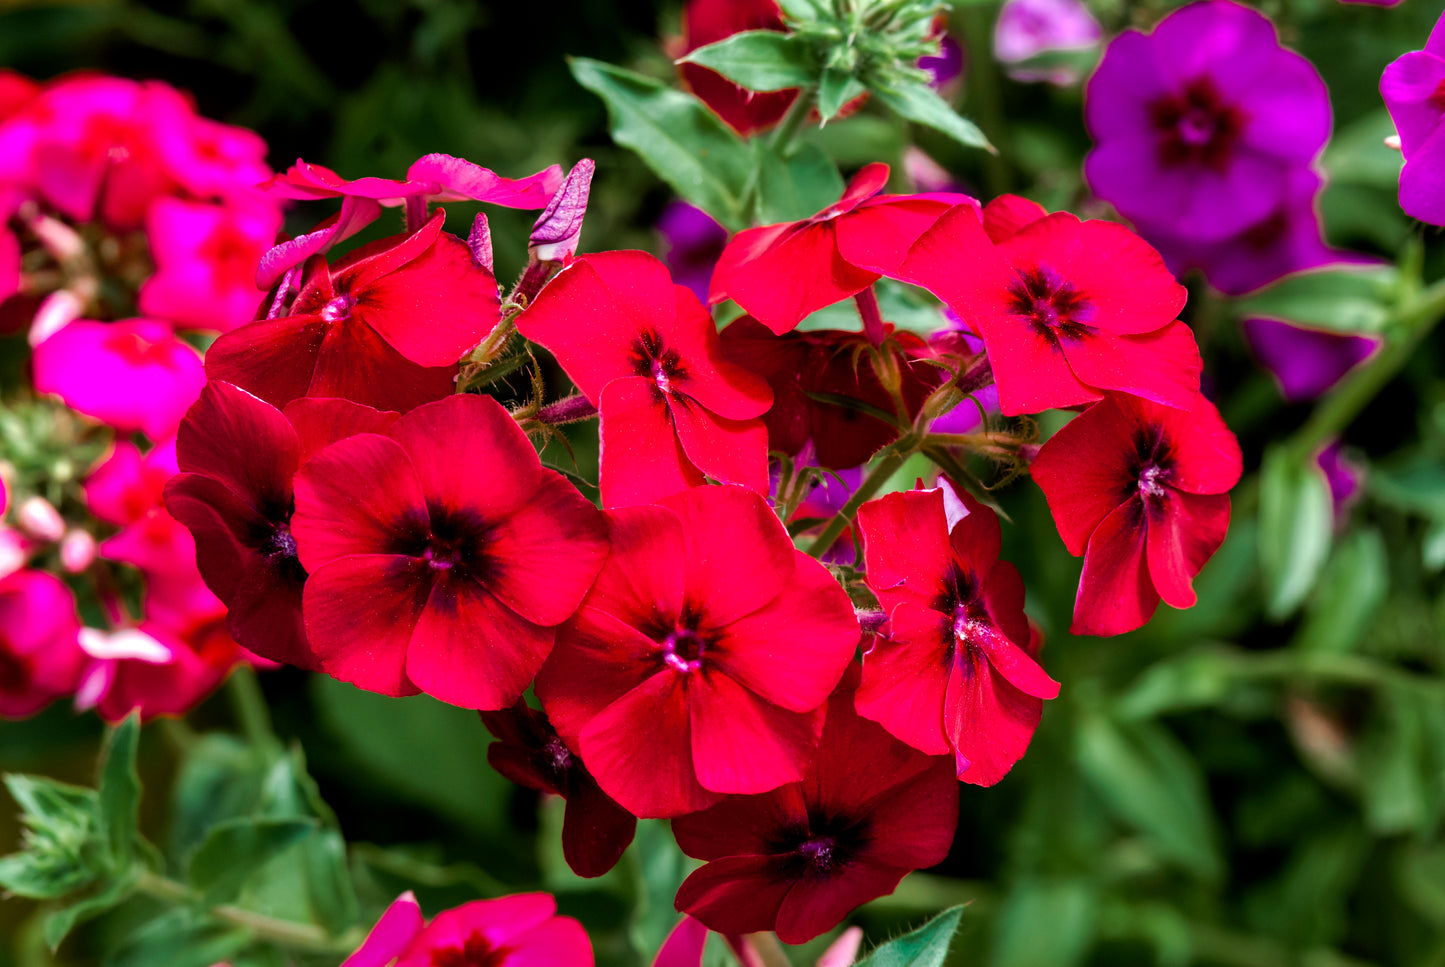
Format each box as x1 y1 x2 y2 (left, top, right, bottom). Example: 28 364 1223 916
528 159 594 263
28 289 85 346
0 527 30 580
16 496 64 542
59 529 96 573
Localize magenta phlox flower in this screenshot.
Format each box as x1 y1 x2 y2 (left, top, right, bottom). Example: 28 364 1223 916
267 154 563 210
1084 1 1330 242
536 486 859 818
32 318 205 439
77 618 249 723
1382 15 1445 224
1242 316 1380 402
657 201 728 303
290 393 609 709
0 569 85 718
672 668 959 943
994 0 1102 85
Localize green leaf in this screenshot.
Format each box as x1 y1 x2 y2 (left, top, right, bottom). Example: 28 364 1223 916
990 880 1095 967
44 864 142 950
818 67 866 121
1370 456 1445 518
96 714 141 872
1293 528 1387 654
1234 264 1399 335
0 852 95 900
854 905 964 967
1115 648 1234 720
1259 446 1334 619
187 817 318 904
298 830 361 935
104 908 249 967
1324 109 1407 189
0 775 100 899
871 81 992 152
569 58 753 230
628 820 696 963
776 0 827 17
755 140 844 224
1075 715 1221 879
1425 518 1445 572
679 30 816 93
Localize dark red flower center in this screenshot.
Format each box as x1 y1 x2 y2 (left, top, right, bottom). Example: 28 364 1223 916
775 817 869 880
392 506 492 577
662 627 708 673
430 931 512 967
320 293 354 323
543 736 574 776
632 331 686 396
1149 76 1246 172
1429 77 1445 112
1006 266 1095 344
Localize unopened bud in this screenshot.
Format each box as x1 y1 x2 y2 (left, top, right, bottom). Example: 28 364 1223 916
469 213 494 275
28 289 85 346
16 496 64 542
0 527 29 579
59 530 97 573
529 159 595 263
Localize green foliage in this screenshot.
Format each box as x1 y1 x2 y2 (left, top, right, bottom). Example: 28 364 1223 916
854 906 963 967
870 83 993 152
1235 264 1400 334
679 30 818 92
1259 445 1335 619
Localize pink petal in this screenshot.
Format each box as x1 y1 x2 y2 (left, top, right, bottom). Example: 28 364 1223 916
404 154 565 209
652 917 709 967
340 892 425 967
256 196 382 290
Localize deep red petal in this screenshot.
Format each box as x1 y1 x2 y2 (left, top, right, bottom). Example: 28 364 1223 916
1145 490 1231 610
291 433 428 570
672 785 810 861
282 396 400 465
775 860 908 945
536 606 664 747
304 555 427 697
674 855 794 936
855 603 951 755
175 381 298 511
1028 398 1136 556
1064 322 1201 411
719 318 814 456
690 672 823 795
1071 498 1158 637
946 644 1043 786
858 488 952 611
668 396 770 494
598 377 704 509
561 773 637 878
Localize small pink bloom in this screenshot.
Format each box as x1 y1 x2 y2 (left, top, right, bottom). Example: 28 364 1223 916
391 894 593 967
0 528 29 580
82 617 243 722
0 569 85 718
265 154 563 210
59 530 97 573
32 319 206 439
341 892 426 967
15 496 64 542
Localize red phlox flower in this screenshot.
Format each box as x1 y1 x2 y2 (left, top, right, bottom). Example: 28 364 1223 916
678 0 798 136
516 250 773 507
0 569 85 718
857 482 1060 784
290 393 609 709
896 200 1200 415
140 197 282 332
207 210 496 412
164 381 400 669
481 700 637 878
1030 392 1242 636
720 317 943 469
672 667 958 943
535 485 859 818
32 319 206 439
708 163 977 334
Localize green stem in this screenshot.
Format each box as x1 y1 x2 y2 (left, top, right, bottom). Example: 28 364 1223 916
738 87 818 221
225 665 279 755
136 870 361 953
1285 275 1445 463
806 444 910 556
957 4 1010 194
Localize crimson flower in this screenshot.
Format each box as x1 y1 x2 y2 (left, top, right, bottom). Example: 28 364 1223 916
720 318 942 469
291 393 609 709
535 486 859 818
516 251 772 507
164 380 400 669
671 668 958 943
857 483 1059 784
1030 393 1243 636
481 701 636 878
340 892 593 967
206 210 497 412
709 163 976 334
897 199 1199 415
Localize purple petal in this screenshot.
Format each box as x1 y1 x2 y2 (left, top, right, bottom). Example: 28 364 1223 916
1242 316 1380 401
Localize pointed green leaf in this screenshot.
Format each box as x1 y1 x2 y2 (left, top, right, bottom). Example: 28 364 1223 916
755 141 844 224
854 905 964 967
569 57 752 230
1259 446 1334 619
818 67 867 122
97 714 141 872
0 852 95 899
44 864 142 950
1293 528 1387 654
776 0 827 17
990 880 1096 967
187 817 318 903
679 30 816 93
1235 264 1399 334
871 82 993 151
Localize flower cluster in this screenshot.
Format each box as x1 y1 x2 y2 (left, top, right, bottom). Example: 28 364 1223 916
0 71 284 721
1382 9 1445 225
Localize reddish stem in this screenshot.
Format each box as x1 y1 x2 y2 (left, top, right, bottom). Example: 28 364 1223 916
854 286 886 347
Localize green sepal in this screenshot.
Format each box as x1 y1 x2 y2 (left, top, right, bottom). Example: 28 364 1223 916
871 81 993 152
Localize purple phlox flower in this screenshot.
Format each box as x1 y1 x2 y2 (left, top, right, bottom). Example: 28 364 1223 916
1317 440 1365 523
994 0 1102 85
903 146 968 194
530 159 595 262
921 34 966 91
1085 1 1331 243
1145 168 1375 296
657 200 728 303
1382 15 1445 224
1242 316 1380 402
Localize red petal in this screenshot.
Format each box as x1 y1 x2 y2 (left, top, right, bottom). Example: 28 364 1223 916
561 773 637 879
946 643 1043 786
1071 498 1158 636
836 163 892 212
858 489 952 611
844 759 960 869
1064 321 1201 411
405 575 551 710
660 485 795 627
674 855 794 937
586 504 686 627
719 318 814 456
711 223 879 334
579 671 719 818
282 396 400 465
855 603 951 755
1145 394 1244 495
982 194 1049 243
1034 218 1187 337
833 196 956 275
672 784 810 860
690 672 823 794
536 606 663 747
175 381 298 509
979 308 1100 415
1028 398 1136 556
775 859 908 945
291 433 428 570
598 377 704 508
668 396 770 495
1145 490 1231 610
666 286 773 420
304 555 427 697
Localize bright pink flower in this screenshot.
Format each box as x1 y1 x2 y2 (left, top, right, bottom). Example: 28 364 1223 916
147 88 272 201
291 394 609 708
672 669 958 943
140 197 282 332
709 164 976 334
1382 14 1445 224
266 154 563 209
340 892 425 967
897 201 1199 415
517 250 773 507
207 210 494 412
32 319 206 438
535 485 859 818
0 70 39 120
678 0 798 136
0 569 85 718
481 701 637 878
0 226 18 304
1030 393 1242 636
165 381 400 669
857 483 1059 783
86 439 177 528
720 318 943 469
77 618 246 723
99 502 226 633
